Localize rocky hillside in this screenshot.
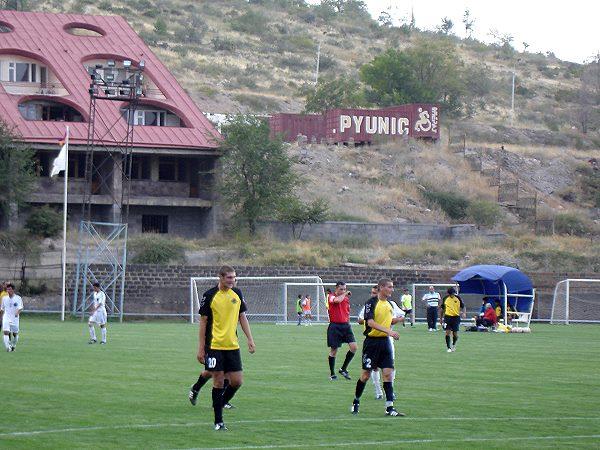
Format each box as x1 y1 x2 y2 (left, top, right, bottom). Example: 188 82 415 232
20 0 600 229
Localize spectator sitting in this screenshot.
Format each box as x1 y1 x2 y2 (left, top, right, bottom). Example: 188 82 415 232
494 300 503 321
479 297 488 315
475 303 497 328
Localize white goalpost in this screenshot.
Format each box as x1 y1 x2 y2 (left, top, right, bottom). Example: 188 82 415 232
551 279 600 324
189 276 325 324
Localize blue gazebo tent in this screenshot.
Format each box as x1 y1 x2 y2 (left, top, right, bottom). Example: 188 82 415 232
452 265 535 327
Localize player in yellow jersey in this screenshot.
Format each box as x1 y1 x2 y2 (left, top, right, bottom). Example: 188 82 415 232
197 265 256 431
439 287 466 353
351 278 405 417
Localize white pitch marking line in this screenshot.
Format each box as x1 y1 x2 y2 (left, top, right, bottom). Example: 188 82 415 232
1 416 599 438
196 434 600 450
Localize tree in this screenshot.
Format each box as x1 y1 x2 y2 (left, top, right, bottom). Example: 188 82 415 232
153 17 167 36
219 116 297 235
462 8 474 38
277 197 329 239
437 17 453 35
0 120 36 227
489 29 514 58
360 39 465 113
377 11 393 27
301 76 365 113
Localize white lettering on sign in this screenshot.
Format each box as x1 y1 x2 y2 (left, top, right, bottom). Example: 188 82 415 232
339 115 351 132
337 114 413 136
353 115 363 133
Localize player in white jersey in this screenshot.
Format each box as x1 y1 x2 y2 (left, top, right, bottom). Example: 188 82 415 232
357 286 405 398
1 283 23 352
88 283 107 344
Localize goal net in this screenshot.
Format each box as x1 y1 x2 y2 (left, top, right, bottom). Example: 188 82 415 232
190 276 325 323
283 282 378 323
551 279 600 324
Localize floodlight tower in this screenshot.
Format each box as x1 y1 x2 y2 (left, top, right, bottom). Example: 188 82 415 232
73 60 145 322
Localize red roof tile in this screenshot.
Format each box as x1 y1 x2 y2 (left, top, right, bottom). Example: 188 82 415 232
0 11 220 150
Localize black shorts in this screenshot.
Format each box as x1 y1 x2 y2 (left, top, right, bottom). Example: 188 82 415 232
445 316 461 332
327 322 356 348
205 348 242 373
362 337 394 370
403 309 413 315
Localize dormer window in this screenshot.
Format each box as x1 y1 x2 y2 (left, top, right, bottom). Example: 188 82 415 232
6 62 38 83
122 108 182 127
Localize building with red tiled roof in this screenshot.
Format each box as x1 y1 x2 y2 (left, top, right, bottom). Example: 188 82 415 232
0 10 221 236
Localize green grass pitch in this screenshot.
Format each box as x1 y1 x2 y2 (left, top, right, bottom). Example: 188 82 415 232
1 318 599 449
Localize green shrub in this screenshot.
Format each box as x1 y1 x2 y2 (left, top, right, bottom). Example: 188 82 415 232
422 189 469 220
554 213 591 236
25 205 62 238
129 234 186 264
466 200 502 228
230 10 269 35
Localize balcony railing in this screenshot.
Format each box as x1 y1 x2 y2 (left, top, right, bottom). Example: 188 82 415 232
1 81 68 96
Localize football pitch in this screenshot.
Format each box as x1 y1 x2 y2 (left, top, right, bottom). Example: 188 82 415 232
1 318 599 449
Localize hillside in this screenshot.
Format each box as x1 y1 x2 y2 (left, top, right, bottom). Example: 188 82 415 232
16 1 600 237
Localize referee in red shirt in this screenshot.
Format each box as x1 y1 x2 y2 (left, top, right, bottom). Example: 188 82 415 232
327 281 357 380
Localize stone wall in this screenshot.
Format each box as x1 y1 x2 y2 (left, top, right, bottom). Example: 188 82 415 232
64 264 597 320
259 221 502 244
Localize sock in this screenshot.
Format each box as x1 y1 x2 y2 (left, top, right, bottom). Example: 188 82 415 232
222 384 239 405
193 373 210 392
3 334 10 350
89 326 96 340
445 335 451 349
212 387 225 424
452 334 458 346
328 356 335 376
11 334 18 347
101 328 107 343
383 381 394 404
371 370 382 396
341 351 355 371
354 379 366 400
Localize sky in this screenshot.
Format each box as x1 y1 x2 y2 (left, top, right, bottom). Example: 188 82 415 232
310 1 600 64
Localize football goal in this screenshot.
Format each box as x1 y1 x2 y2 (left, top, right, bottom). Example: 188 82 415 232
551 279 600 324
283 282 377 323
190 276 325 324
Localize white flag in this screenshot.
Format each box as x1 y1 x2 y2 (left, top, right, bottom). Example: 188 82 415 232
51 135 67 177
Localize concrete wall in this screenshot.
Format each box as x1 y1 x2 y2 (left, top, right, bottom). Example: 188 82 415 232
259 221 497 244
127 205 212 237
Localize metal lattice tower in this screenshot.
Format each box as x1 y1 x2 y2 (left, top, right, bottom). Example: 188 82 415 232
73 60 144 321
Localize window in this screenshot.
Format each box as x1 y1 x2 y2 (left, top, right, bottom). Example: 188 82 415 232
16 63 29 82
18 101 84 122
159 157 176 181
3 62 44 83
128 156 150 180
40 67 46 86
142 215 168 233
123 109 174 126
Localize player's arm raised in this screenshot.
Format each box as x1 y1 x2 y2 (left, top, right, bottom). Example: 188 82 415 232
239 312 255 354
197 315 207 364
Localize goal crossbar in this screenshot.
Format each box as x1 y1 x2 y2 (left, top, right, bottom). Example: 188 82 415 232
190 276 325 323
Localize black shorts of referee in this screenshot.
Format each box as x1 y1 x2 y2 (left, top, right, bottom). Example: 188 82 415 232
327 322 356 348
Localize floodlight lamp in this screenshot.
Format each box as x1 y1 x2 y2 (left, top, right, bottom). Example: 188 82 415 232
135 87 142 96
95 64 103 69
123 60 132 68
107 59 115 67
122 79 130 85
139 59 145 68
105 74 114 81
